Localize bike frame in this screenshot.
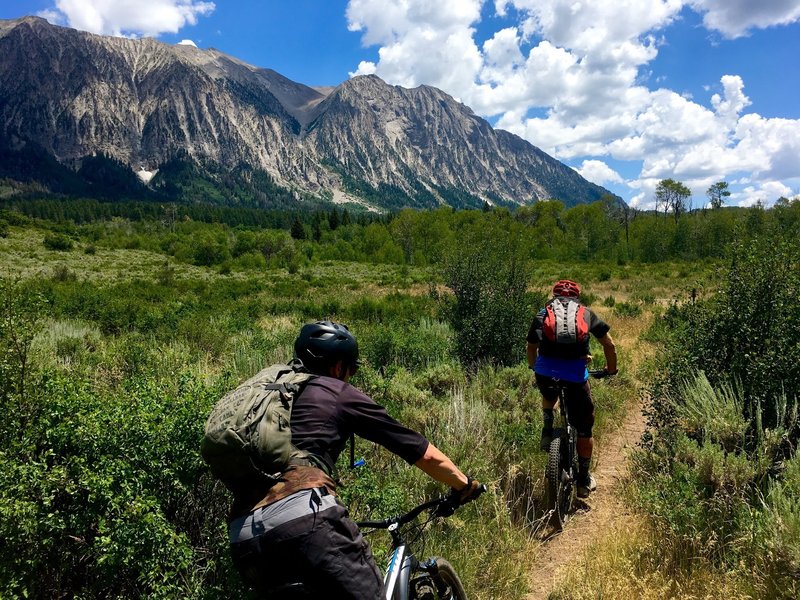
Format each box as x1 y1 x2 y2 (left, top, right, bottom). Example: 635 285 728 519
357 490 483 600
557 379 577 479
360 501 435 600
383 532 411 600
381 527 460 600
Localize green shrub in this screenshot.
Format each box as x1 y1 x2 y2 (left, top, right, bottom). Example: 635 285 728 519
763 452 800 569
671 373 748 451
0 278 47 401
632 291 656 305
634 230 800 598
43 232 74 251
614 301 642 318
661 235 800 432
51 264 77 282
0 369 239 599
443 224 531 368
413 362 466 396
360 318 453 371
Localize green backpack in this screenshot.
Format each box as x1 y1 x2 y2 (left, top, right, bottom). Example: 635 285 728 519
200 362 325 490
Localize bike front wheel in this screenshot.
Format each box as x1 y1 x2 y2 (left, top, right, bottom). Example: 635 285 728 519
411 557 468 600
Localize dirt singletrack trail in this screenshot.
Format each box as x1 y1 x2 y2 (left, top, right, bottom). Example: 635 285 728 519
523 391 649 600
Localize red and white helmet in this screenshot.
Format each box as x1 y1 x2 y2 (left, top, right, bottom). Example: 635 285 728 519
552 279 581 298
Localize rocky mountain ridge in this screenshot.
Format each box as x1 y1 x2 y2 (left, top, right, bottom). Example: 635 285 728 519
0 16 614 209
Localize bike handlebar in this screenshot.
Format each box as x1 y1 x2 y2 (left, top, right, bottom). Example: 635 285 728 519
356 485 487 530
588 368 613 379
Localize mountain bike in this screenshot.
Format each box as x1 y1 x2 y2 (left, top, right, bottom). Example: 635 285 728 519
543 369 609 530
356 486 487 600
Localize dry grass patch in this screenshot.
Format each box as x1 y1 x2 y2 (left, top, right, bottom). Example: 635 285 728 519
549 516 760 600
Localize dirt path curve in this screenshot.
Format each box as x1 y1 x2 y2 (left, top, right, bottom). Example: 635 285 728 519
524 396 648 600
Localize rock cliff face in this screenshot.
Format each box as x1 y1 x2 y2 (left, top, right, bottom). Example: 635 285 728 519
0 16 612 208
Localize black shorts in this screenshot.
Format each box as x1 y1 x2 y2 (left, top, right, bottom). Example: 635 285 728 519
535 374 595 438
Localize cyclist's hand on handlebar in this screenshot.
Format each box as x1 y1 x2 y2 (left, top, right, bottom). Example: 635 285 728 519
438 478 485 517
589 367 618 379
450 477 484 505
458 477 484 504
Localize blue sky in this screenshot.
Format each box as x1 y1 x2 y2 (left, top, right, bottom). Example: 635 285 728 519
2 0 799 208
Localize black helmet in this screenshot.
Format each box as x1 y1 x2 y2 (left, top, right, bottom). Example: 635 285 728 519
294 321 359 373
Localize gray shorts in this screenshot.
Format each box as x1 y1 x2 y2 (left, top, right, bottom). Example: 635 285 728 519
228 488 340 543
229 488 383 599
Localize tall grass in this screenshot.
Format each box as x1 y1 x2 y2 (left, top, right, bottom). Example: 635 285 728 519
629 233 800 598
672 372 748 450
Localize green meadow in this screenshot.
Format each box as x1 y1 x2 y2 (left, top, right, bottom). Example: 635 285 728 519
1 198 798 598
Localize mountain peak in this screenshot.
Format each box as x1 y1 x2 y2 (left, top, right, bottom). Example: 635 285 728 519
0 16 615 209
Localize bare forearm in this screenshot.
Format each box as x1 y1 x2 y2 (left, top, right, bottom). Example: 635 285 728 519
599 334 617 373
414 442 468 490
527 342 538 368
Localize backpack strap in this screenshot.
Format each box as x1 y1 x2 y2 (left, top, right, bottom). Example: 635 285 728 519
269 373 336 477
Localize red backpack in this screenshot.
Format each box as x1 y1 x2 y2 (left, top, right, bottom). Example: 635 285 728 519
542 297 588 345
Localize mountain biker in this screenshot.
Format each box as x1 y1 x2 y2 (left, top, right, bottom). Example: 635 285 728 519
227 320 483 599
526 280 617 498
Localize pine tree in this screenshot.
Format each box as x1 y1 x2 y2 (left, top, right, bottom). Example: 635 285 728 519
290 216 306 240
328 207 340 230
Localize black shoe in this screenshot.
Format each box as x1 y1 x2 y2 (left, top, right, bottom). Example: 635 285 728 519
540 429 553 452
577 474 597 498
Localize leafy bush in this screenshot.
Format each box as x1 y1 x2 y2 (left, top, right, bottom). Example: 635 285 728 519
660 235 800 432
443 223 531 368
634 231 800 597
43 232 74 251
359 318 453 371
51 264 77 282
0 278 46 401
614 301 642 318
0 369 238 599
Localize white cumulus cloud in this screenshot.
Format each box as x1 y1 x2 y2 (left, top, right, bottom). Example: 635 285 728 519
575 160 624 186
345 0 800 207
689 0 800 38
46 0 215 37
733 181 794 207
347 0 484 100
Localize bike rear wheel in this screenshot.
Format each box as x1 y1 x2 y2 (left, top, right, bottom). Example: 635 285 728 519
546 437 575 530
411 558 468 600
544 437 560 515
